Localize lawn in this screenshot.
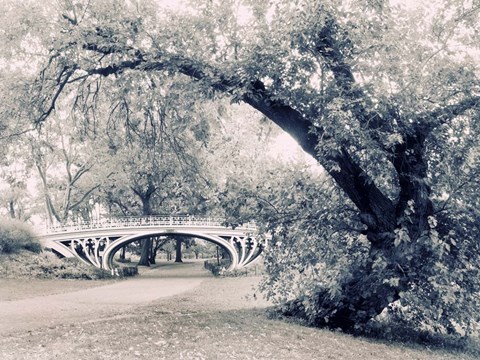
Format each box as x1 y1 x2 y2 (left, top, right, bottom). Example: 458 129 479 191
0 270 477 360
0 278 114 301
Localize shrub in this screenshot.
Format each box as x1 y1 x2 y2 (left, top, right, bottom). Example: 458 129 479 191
204 260 231 276
0 217 41 254
0 250 115 279
119 266 138 277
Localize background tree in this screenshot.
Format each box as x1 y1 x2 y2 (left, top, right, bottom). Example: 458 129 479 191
163 241 175 262
174 238 183 263
95 74 214 266
149 236 169 264
189 241 202 260
27 114 109 226
173 235 197 263
0 153 33 222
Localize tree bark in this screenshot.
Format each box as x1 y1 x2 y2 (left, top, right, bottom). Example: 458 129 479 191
392 131 434 239
138 237 151 266
8 200 16 219
135 185 156 266
175 238 183 263
149 238 156 264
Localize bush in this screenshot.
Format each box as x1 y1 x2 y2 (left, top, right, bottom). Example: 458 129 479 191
0 217 41 254
119 266 138 277
204 260 231 276
0 251 114 280
203 260 263 277
36 253 115 279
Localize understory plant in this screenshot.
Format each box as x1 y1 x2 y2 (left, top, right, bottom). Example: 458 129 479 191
258 174 480 338
0 217 41 254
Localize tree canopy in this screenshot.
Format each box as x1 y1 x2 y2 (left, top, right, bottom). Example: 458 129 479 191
1 0 480 336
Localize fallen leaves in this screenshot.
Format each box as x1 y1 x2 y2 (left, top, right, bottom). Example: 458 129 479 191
0 263 476 360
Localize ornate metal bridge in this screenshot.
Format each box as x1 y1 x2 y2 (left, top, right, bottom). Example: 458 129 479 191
38 216 266 272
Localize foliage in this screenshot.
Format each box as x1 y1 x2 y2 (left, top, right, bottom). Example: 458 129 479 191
0 217 40 254
0 151 34 221
203 260 224 276
27 115 111 225
255 171 480 336
0 250 113 279
220 155 480 336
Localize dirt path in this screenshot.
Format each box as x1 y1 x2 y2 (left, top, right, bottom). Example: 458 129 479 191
0 261 209 335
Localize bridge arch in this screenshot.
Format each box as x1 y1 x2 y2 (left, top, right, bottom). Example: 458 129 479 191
103 230 239 271
37 216 266 272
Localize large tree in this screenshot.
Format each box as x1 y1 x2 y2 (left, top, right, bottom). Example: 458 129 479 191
2 0 480 334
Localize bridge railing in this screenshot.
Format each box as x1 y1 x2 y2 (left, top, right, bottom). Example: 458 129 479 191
43 215 257 234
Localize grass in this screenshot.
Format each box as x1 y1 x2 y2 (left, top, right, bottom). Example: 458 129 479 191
0 278 114 301
0 265 478 360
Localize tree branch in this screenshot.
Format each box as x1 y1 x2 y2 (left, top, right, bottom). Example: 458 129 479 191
69 184 100 211
35 66 76 124
309 15 391 134
59 44 397 233
421 95 480 131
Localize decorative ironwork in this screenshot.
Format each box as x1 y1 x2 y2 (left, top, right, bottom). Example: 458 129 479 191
43 215 257 234
38 216 266 273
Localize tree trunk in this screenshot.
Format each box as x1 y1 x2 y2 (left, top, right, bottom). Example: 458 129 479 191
149 239 156 264
392 132 434 240
8 200 15 219
119 245 126 260
175 238 183 263
138 238 151 266
136 189 156 266
285 198 434 333
306 133 435 332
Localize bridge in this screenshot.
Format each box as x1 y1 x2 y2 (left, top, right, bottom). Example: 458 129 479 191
38 215 266 272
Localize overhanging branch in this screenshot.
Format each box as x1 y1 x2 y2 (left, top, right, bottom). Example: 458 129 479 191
56 47 396 232
310 15 390 134
421 95 480 131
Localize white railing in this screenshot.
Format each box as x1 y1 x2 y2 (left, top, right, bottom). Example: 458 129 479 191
43 215 257 234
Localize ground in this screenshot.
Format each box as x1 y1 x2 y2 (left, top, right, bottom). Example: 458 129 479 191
0 261 476 359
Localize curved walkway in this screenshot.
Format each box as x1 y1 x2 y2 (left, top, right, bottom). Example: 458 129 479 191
0 261 209 335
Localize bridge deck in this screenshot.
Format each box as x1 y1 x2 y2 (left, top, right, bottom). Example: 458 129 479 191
40 215 256 235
